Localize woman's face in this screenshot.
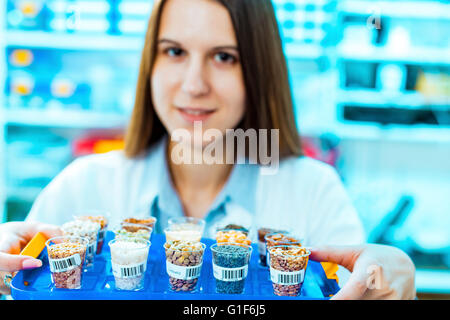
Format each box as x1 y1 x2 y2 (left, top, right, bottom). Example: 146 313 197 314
151 0 246 142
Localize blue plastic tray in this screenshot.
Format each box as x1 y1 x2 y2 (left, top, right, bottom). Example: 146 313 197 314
11 232 339 300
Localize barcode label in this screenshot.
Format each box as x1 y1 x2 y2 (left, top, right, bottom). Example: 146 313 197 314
166 262 203 280
212 263 248 282
270 267 305 285
112 262 146 279
49 254 82 273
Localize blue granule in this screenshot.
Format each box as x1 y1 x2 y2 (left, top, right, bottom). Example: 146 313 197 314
212 245 251 294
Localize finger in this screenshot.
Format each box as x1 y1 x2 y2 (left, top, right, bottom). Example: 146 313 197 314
331 266 369 300
33 223 62 240
0 252 42 272
309 245 363 272
19 222 62 242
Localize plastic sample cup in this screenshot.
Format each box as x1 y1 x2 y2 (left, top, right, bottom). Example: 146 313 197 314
166 217 205 242
61 220 100 269
164 240 205 292
216 223 250 236
74 213 109 254
114 223 153 242
122 217 157 230
164 226 203 243
268 245 311 297
211 243 252 294
264 232 302 267
216 229 251 246
257 228 289 267
46 236 88 289
109 239 151 291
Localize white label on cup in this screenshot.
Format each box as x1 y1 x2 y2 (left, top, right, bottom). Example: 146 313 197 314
212 263 248 282
166 261 203 280
258 241 266 255
112 261 146 279
49 254 82 273
270 267 305 285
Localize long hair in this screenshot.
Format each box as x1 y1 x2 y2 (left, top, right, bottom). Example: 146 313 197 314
124 0 303 160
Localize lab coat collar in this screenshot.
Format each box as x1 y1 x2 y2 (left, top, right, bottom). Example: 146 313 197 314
138 135 258 228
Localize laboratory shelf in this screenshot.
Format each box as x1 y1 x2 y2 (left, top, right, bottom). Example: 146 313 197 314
6 186 45 203
4 109 129 129
337 89 450 108
5 30 145 51
5 30 323 60
300 119 450 144
336 43 450 66
339 0 450 20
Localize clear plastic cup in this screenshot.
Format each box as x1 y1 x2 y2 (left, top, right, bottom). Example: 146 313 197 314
109 238 151 291
46 236 88 289
211 243 252 294
167 217 205 239
61 220 100 269
268 245 311 297
215 222 250 236
73 212 109 254
114 223 153 242
61 219 100 270
121 217 157 230
164 241 206 292
215 229 252 246
264 232 302 267
257 228 290 267
164 226 203 242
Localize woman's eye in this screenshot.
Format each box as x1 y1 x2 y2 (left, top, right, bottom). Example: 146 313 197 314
165 47 185 57
214 52 237 64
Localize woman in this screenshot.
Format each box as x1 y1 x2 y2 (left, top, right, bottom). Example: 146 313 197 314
21 0 415 299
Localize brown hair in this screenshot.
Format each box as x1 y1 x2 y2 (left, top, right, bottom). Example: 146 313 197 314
124 0 303 159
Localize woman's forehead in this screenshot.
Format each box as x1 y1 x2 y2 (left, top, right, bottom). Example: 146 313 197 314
158 0 238 47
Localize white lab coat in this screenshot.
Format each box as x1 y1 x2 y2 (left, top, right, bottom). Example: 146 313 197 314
26 137 365 246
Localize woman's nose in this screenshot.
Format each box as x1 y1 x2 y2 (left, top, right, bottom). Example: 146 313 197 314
181 57 210 97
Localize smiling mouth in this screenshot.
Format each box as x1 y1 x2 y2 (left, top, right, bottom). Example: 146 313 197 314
176 107 217 123
177 107 216 115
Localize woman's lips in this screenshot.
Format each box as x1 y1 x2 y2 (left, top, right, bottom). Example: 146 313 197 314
177 107 216 123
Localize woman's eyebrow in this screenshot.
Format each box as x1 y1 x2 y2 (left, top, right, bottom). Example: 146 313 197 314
212 45 239 52
157 38 181 46
157 39 238 52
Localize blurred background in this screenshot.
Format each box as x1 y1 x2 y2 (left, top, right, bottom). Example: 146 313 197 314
0 0 448 298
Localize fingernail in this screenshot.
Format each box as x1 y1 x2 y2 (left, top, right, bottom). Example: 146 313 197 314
22 259 42 269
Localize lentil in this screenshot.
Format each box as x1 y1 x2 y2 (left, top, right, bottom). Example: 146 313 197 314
211 244 252 294
257 228 289 267
268 245 310 297
46 237 87 289
164 240 205 292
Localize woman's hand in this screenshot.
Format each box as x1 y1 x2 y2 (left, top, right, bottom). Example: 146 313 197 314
310 244 416 300
0 221 61 295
